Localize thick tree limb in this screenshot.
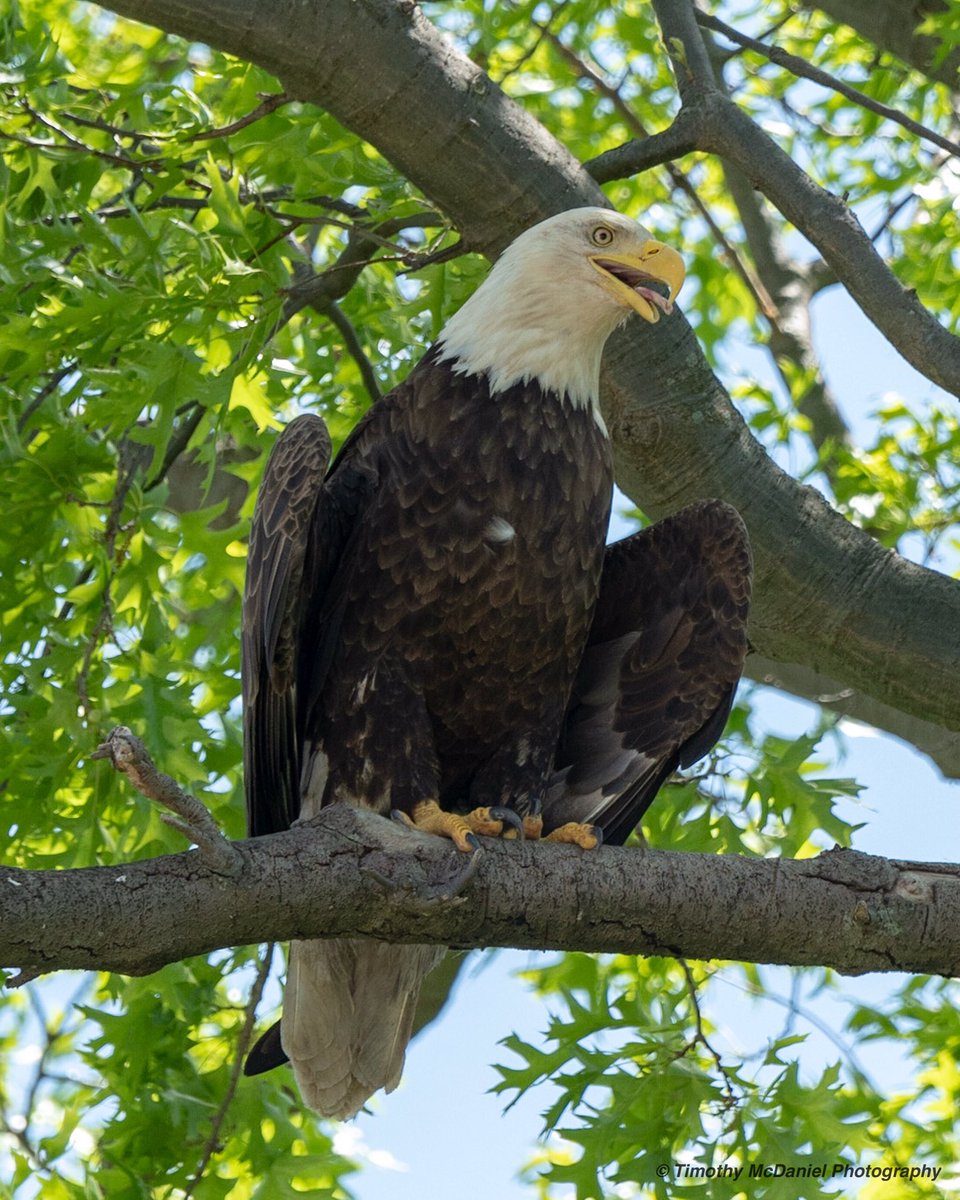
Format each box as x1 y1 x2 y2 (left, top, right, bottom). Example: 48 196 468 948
809 0 960 89
747 655 960 780
3 805 960 981
87 0 960 740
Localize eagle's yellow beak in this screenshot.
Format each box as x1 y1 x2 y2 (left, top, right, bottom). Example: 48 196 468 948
589 240 686 324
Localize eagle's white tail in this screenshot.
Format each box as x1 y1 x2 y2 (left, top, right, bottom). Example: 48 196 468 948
282 938 445 1119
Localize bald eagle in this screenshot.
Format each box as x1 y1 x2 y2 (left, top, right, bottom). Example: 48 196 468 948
242 207 751 1117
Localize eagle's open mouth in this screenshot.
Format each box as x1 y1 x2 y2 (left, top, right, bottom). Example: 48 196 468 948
589 242 684 323
592 258 675 317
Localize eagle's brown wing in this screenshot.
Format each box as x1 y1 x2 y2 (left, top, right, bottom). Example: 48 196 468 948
242 414 333 837
544 499 751 846
242 413 381 838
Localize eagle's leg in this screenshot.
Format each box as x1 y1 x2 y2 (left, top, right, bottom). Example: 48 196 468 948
393 798 518 852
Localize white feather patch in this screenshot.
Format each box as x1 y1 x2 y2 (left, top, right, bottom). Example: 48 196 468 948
484 515 516 544
299 742 329 818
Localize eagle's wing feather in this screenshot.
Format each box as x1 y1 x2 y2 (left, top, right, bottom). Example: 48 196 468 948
545 499 751 846
242 414 336 838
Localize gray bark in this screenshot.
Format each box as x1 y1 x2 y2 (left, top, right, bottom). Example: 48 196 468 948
808 0 960 89
82 0 960 743
5 806 960 982
748 655 960 779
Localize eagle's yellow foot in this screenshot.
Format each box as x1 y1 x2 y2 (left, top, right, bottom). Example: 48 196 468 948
393 799 519 852
543 821 603 850
509 814 601 847
504 813 544 841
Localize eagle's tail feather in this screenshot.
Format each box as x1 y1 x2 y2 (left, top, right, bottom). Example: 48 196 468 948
281 938 445 1120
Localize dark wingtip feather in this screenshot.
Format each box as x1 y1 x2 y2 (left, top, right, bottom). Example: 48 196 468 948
244 1021 288 1076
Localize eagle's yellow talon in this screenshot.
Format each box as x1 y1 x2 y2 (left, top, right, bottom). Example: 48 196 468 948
543 821 602 850
463 806 506 838
520 814 544 840
402 799 497 851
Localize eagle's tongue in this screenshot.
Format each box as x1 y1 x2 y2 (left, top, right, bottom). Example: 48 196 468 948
635 286 673 315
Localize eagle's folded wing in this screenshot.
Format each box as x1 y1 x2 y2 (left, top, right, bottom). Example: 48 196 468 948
545 499 752 846
242 413 335 838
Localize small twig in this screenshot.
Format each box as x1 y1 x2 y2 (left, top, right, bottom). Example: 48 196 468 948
59 108 171 146
318 300 383 402
678 959 739 1109
76 603 114 716
18 99 156 170
869 188 922 244
144 402 206 492
495 0 570 81
16 363 77 436
695 9 960 161
183 945 275 1197
273 211 446 337
74 433 153 710
91 726 243 877
717 966 877 1084
190 92 290 142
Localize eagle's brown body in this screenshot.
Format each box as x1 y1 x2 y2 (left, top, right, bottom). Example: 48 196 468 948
304 348 612 825
241 208 751 1118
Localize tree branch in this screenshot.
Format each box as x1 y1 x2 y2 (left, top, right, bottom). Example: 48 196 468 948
3 804 960 981
696 10 960 160
319 301 383 403
650 0 960 403
542 21 780 325
811 0 960 90
189 91 290 141
279 211 445 325
182 943 274 1197
696 22 853 460
90 726 243 877
586 123 701 183
747 654 960 780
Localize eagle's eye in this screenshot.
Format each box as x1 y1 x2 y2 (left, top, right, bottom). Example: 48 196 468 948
591 225 615 247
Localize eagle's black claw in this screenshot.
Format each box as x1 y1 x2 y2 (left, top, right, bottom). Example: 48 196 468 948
488 805 525 838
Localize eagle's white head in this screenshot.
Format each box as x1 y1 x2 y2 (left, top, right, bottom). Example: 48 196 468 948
436 207 685 419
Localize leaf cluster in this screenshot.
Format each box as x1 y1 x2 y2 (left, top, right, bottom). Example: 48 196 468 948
2 0 959 1195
